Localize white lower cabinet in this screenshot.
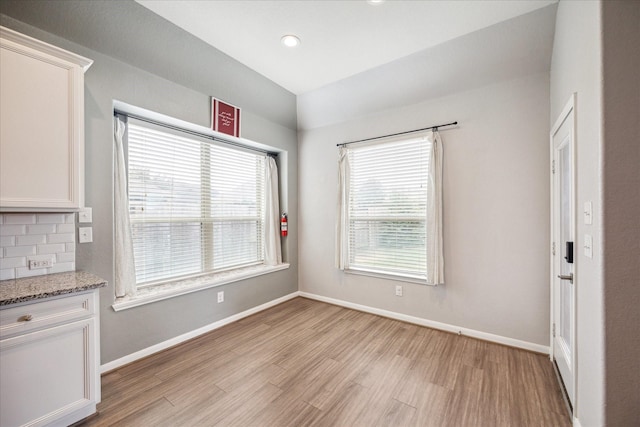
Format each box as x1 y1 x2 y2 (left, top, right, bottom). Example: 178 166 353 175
0 290 100 427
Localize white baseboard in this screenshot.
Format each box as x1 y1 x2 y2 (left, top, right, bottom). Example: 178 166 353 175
100 291 300 373
102 290 549 373
299 291 550 354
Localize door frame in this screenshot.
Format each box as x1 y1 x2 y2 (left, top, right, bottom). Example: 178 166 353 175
549 93 578 413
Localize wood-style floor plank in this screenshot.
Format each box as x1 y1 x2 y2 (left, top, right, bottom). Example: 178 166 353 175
80 297 570 427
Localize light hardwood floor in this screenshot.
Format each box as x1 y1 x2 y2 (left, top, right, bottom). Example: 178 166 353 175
81 297 570 426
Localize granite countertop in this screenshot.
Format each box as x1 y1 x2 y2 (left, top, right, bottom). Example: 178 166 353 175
0 271 107 306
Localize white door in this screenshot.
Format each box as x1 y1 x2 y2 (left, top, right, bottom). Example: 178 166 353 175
551 95 576 406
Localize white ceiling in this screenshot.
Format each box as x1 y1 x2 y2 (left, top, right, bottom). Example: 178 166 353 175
136 0 557 95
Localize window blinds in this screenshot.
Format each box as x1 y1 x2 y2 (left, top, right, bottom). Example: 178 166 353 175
127 121 265 286
347 136 430 278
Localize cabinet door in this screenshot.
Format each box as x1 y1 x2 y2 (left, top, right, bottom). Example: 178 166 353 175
0 37 85 210
0 318 97 427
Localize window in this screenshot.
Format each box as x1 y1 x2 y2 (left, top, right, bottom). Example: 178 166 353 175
346 136 429 280
337 130 444 285
126 119 266 287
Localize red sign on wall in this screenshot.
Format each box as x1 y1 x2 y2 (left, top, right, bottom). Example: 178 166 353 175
211 98 241 137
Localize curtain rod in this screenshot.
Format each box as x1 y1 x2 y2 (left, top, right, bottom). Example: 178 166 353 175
113 109 277 157
337 121 458 147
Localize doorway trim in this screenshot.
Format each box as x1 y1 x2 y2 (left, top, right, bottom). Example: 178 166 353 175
549 93 578 417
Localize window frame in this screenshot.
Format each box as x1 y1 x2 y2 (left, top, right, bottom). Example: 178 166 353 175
125 117 268 289
343 134 431 283
112 105 289 311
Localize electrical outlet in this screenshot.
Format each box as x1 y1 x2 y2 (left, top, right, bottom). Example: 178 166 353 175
395 285 403 297
29 258 54 270
78 207 93 223
217 291 224 303
78 227 93 243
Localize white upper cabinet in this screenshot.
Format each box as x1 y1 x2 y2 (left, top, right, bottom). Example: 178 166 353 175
0 26 92 211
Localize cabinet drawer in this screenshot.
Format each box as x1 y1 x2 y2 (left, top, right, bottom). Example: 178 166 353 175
0 291 96 339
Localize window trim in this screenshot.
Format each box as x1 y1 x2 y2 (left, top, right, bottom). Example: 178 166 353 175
112 263 290 311
112 101 286 305
344 266 427 285
126 118 268 286
114 101 278 156
340 133 431 282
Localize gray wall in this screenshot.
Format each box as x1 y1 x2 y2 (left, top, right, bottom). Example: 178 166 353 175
0 0 296 130
550 1 604 425
299 72 551 347
601 1 640 424
297 5 556 131
550 0 640 424
0 1 298 364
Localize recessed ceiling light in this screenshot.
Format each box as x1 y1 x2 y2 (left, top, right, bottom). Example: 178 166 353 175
281 35 301 48
367 0 385 5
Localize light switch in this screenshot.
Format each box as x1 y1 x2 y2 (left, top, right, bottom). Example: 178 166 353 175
583 202 592 225
79 227 93 243
584 234 593 258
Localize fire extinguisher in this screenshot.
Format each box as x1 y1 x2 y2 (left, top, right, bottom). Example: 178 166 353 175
280 213 288 237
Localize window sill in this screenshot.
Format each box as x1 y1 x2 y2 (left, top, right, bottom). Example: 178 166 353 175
344 267 434 286
112 263 290 311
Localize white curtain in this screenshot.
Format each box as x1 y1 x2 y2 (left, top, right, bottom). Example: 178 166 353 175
335 146 350 270
426 131 445 285
264 156 282 266
114 116 137 297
